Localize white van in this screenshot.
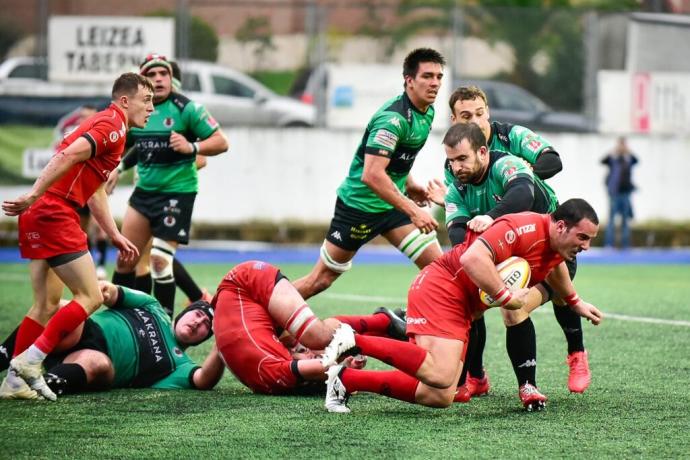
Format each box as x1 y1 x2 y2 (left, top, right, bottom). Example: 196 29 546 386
297 63 450 130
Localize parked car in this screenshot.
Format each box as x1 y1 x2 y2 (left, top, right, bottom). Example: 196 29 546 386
0 57 315 127
455 79 593 132
178 60 315 127
291 64 592 132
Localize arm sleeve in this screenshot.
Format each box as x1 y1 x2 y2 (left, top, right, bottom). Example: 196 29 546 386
119 147 138 171
363 113 405 158
184 102 220 140
532 150 562 179
447 218 469 246
150 362 199 389
110 286 158 310
486 178 535 219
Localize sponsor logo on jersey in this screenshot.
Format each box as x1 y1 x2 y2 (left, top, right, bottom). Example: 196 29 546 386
374 129 398 150
253 261 265 270
527 139 542 152
350 224 372 240
517 223 536 235
399 152 416 162
330 231 342 241
163 117 174 128
446 202 458 214
26 232 41 240
206 116 219 129
505 229 516 244
109 131 119 143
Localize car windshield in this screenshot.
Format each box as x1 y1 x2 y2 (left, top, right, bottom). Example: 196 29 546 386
212 75 256 98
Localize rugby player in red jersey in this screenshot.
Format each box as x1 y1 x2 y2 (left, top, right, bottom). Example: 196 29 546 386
321 199 603 413
212 261 405 395
0 73 154 400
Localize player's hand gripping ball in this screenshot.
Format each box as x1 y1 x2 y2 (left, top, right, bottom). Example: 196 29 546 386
479 256 531 307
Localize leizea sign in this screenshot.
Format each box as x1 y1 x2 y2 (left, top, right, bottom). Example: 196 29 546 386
48 16 174 82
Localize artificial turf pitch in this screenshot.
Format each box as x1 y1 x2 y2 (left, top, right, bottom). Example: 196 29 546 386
0 262 688 458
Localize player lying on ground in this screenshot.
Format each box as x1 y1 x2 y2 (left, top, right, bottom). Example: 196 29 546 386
211 260 407 395
321 199 603 413
0 281 223 398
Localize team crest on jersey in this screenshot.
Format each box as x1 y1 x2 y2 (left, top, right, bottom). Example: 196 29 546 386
163 117 174 128
505 230 516 244
173 347 183 357
374 129 398 150
164 216 176 227
109 131 119 142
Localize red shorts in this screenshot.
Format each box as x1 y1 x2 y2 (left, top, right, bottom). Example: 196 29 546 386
18 194 87 260
406 264 475 343
213 261 297 395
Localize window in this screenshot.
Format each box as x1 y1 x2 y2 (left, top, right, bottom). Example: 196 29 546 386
182 72 201 92
212 75 255 98
8 63 47 80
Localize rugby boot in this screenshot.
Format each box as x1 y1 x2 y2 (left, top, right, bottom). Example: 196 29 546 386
324 365 350 413
466 370 491 397
519 383 547 412
567 351 591 393
10 351 57 401
0 369 42 400
321 324 357 368
373 307 407 341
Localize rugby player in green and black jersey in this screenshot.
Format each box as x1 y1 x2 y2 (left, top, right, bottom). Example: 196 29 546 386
1 281 223 397
109 54 228 316
294 48 446 299
428 87 593 408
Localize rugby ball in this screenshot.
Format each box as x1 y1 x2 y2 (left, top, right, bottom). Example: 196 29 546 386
479 256 531 307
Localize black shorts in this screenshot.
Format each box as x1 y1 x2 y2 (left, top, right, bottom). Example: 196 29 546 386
44 319 109 369
325 197 412 251
129 188 196 244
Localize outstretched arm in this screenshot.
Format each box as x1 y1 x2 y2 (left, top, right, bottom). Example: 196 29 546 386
192 344 225 390
545 263 603 325
2 137 92 216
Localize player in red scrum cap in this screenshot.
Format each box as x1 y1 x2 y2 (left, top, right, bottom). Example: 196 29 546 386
321 198 604 413
1 73 154 400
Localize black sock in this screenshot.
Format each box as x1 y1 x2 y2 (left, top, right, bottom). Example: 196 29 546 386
173 258 203 301
96 239 107 266
135 273 152 295
506 318 537 386
553 303 584 354
44 363 87 395
112 271 136 288
0 327 19 372
154 281 176 318
467 316 486 378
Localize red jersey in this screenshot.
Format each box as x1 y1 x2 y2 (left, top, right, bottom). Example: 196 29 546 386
47 103 127 207
435 212 564 306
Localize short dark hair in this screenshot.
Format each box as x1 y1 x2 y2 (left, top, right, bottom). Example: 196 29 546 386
449 85 489 113
403 48 446 80
551 198 599 228
442 122 487 152
111 72 153 99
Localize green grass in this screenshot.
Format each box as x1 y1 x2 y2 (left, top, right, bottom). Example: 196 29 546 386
0 263 689 458
0 125 53 184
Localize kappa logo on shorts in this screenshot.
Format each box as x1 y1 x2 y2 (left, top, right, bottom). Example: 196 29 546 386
330 231 342 241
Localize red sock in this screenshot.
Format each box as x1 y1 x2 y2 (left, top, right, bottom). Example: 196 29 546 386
13 316 45 357
334 313 390 335
354 334 427 376
341 368 419 403
33 301 88 355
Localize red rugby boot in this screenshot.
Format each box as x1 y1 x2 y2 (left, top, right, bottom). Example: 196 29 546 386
519 383 547 412
566 351 591 393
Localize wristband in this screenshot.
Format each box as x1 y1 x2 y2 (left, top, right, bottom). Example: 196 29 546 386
563 292 580 306
191 142 199 154
493 287 513 307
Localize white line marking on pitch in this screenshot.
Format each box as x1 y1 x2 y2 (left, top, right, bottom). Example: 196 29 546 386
321 293 690 327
